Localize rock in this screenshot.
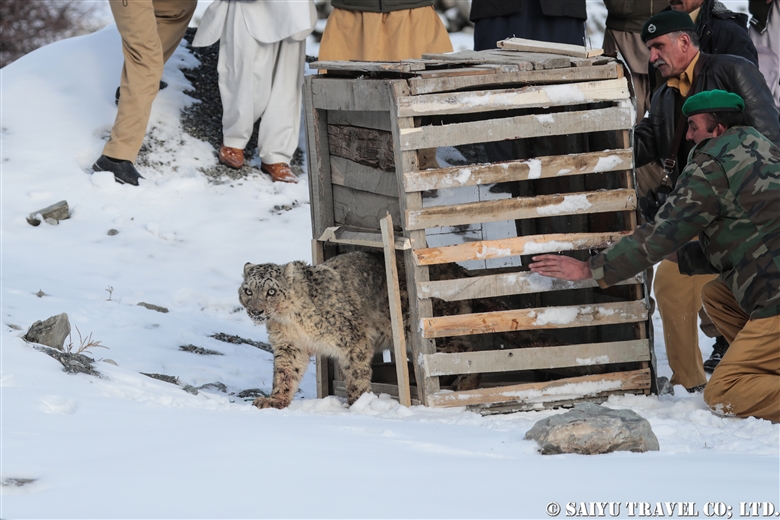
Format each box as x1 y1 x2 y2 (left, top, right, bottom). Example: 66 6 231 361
26 200 69 226
141 372 198 395
524 402 659 455
36 346 100 377
137 302 169 313
657 376 675 396
107 229 119 236
236 388 268 399
24 313 71 350
35 290 47 298
197 382 227 392
179 344 223 356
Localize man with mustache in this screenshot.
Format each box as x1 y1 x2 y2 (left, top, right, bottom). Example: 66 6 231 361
528 89 780 423
628 11 779 394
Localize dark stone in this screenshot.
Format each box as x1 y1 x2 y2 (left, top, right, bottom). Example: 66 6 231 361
107 229 119 236
27 200 69 226
137 302 169 313
210 332 273 353
179 344 223 356
36 346 100 377
236 388 268 399
197 382 227 392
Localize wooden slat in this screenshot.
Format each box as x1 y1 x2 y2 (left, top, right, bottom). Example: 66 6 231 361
422 340 651 376
318 225 410 250
406 188 637 230
427 369 651 407
327 110 392 132
408 63 620 95
330 156 398 198
309 60 424 73
333 380 420 405
421 50 535 70
303 76 335 245
388 79 441 405
497 38 604 58
328 125 395 172
396 78 628 117
412 66 501 79
482 49 572 69
404 149 633 192
422 301 648 339
418 272 643 301
333 184 401 229
312 240 330 399
414 232 631 265
311 77 392 111
380 214 412 407
399 106 633 150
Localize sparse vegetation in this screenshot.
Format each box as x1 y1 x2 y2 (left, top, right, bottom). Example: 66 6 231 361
0 0 102 67
64 326 108 355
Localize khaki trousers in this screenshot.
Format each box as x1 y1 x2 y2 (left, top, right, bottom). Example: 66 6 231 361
654 260 718 389
701 280 780 423
103 0 196 162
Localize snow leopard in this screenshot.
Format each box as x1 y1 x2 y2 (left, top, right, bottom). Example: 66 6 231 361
239 251 554 409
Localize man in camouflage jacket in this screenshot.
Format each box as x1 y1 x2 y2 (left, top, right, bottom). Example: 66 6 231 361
529 90 780 423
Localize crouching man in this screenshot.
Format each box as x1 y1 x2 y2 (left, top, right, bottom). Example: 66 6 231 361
529 90 780 423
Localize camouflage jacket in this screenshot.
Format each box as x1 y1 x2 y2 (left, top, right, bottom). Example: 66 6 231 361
590 126 780 320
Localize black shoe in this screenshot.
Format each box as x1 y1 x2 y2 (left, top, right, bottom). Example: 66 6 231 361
92 155 143 186
703 336 729 373
686 384 706 394
115 80 168 105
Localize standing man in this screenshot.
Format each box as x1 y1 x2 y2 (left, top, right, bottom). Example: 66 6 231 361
749 0 780 107
633 11 779 391
92 0 197 186
529 90 780 423
193 0 317 183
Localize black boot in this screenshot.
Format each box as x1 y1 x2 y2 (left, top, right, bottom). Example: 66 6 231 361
92 155 143 186
115 80 168 105
703 336 729 373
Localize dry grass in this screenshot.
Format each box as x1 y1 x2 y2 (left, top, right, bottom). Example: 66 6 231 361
64 326 108 355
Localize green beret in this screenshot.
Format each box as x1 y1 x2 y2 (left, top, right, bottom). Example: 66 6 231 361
683 90 745 116
641 11 697 42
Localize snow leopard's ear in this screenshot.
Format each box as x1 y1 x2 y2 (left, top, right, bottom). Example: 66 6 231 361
243 262 255 277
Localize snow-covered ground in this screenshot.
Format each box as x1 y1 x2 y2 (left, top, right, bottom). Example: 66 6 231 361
2 8 777 520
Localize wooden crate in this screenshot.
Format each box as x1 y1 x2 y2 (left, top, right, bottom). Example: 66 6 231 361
304 47 654 414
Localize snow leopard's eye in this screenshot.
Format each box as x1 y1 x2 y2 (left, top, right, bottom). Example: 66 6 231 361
243 287 253 296
267 288 277 296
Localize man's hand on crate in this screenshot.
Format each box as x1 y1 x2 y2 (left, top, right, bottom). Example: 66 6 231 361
529 254 592 281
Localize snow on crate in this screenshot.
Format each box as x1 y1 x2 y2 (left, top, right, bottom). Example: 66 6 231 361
536 193 592 216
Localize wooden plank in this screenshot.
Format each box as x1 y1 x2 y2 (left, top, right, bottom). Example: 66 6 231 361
388 80 441 406
421 50 535 70
330 156 399 198
333 380 420 405
311 77 392 111
318 225 410 250
422 339 651 376
399 106 633 151
309 60 423 73
418 272 644 301
327 110 392 132
311 240 330 399
404 149 634 192
328 125 395 172
482 49 572 69
406 188 638 230
497 38 604 58
380 214 412 407
414 231 631 265
422 301 649 339
408 63 620 95
428 369 651 408
303 76 335 243
413 66 502 79
333 185 401 229
396 78 629 117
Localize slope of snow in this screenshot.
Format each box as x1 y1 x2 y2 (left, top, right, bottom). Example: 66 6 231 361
1 20 777 520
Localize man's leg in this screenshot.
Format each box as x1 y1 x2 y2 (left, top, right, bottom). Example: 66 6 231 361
104 0 194 162
702 280 780 422
218 3 261 152
654 260 714 390
256 37 306 166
